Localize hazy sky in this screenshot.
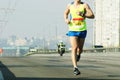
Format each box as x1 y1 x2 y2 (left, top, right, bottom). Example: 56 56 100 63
0 0 94 46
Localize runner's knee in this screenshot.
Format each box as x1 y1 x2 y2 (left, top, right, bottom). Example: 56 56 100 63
77 48 83 53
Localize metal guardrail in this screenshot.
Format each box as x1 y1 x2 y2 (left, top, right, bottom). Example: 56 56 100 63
24 47 120 56
2 47 120 57
83 48 120 53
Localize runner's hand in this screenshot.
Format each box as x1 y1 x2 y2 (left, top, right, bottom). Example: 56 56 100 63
65 19 70 24
77 12 84 17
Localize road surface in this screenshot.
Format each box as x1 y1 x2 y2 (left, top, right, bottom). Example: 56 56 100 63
0 52 120 80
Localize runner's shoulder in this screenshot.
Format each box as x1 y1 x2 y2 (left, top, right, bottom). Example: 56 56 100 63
83 3 89 7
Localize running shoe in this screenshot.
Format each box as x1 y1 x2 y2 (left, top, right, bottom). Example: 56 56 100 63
73 68 80 75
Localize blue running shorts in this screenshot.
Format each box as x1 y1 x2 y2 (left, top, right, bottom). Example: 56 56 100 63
66 30 87 38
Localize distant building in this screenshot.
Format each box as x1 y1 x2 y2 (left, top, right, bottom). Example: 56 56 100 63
94 0 120 48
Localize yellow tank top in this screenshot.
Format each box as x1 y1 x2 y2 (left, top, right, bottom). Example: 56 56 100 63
69 4 87 31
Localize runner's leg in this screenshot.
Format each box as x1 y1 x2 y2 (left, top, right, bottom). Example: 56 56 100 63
70 36 78 68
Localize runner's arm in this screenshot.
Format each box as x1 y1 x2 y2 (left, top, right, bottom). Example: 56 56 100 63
84 3 94 19
64 4 71 24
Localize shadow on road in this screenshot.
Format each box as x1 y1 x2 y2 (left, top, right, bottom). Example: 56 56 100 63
0 61 118 80
0 61 16 80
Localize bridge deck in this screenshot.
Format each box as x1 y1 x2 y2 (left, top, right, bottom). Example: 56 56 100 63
0 52 120 80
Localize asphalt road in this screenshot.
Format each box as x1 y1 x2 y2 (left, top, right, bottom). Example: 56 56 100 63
0 52 120 80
